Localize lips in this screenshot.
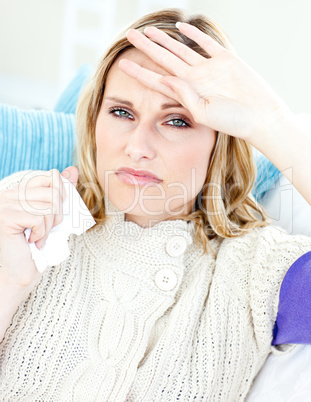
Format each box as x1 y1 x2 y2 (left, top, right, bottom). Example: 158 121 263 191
115 167 162 182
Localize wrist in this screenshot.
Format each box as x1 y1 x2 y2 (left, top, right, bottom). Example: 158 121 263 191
0 268 36 297
0 268 34 343
250 103 295 152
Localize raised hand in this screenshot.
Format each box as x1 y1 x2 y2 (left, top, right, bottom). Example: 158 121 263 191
119 22 291 146
119 22 311 204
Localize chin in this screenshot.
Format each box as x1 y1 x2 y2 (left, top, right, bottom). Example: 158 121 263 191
109 193 164 217
109 192 190 221
106 179 192 218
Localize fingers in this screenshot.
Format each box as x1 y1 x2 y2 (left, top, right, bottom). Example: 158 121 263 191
61 166 79 188
50 168 66 203
18 187 62 211
32 167 79 249
34 214 55 249
176 22 225 57
24 198 63 247
160 76 203 122
2 203 57 246
126 29 189 77
118 57 203 123
17 169 68 246
118 58 179 101
20 169 66 205
0 168 72 271
126 23 225 78
29 213 54 247
143 26 203 66
19 172 65 218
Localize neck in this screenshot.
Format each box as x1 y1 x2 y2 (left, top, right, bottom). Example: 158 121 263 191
124 201 196 228
124 213 177 228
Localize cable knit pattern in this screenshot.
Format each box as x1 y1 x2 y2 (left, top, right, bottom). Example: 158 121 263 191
0 171 311 401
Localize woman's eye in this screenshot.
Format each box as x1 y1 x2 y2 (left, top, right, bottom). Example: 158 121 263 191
109 108 133 119
166 118 189 128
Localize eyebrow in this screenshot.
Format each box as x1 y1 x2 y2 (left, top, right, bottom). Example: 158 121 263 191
105 96 184 110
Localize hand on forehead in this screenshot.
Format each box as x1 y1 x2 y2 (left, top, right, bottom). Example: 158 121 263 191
106 47 181 107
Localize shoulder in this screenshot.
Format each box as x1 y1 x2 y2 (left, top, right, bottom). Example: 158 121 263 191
218 225 311 270
217 225 311 290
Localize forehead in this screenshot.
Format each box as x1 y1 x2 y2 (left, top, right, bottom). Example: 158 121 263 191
106 47 170 87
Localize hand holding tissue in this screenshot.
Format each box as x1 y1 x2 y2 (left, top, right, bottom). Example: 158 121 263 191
24 176 96 273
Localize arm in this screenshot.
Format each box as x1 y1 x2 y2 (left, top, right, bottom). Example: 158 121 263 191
254 113 311 205
0 167 78 343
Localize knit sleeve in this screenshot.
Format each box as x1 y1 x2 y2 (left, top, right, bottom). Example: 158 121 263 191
248 226 311 351
0 170 33 194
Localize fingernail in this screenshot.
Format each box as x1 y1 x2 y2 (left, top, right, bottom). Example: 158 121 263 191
176 21 182 29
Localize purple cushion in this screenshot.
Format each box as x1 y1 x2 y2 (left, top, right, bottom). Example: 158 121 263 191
273 251 311 345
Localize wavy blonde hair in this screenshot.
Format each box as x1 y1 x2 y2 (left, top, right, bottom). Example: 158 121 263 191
75 8 268 253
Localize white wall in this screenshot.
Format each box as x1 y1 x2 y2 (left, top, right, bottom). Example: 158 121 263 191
194 0 311 114
0 0 310 112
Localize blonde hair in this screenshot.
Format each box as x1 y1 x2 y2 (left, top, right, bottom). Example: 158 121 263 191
75 8 267 253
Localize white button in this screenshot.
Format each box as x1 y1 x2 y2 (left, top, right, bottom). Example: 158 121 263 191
166 236 188 257
155 268 178 291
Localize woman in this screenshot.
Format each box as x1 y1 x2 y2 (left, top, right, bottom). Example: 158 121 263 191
0 8 310 401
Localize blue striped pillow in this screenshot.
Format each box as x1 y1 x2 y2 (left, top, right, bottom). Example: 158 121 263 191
54 64 93 114
0 104 76 180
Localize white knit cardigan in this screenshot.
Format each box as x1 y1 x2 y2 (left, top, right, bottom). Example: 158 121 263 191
0 171 311 401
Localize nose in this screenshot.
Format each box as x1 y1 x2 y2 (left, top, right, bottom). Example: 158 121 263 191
125 122 156 161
